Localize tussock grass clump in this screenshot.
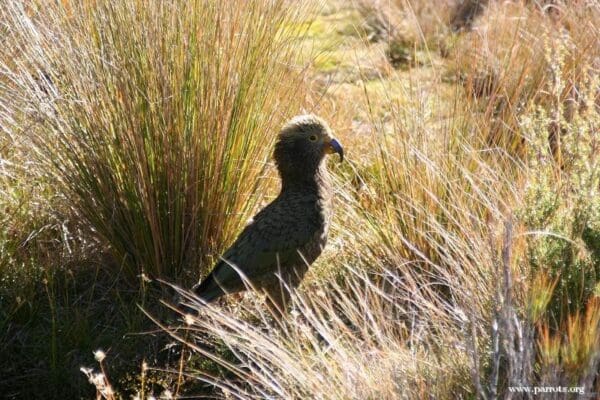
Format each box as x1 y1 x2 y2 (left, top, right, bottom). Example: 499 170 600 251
0 0 309 283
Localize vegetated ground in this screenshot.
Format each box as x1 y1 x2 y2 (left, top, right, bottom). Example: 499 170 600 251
1 0 599 399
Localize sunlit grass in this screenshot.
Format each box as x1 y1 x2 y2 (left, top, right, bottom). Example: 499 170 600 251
452 0 599 152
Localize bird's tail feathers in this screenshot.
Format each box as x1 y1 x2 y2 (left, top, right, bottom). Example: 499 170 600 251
192 271 226 303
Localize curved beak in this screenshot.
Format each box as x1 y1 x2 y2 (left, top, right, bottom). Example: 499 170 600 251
324 138 344 162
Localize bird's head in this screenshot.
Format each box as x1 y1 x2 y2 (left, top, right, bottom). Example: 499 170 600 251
274 114 343 183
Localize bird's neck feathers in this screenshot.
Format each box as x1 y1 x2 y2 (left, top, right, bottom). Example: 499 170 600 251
277 159 331 196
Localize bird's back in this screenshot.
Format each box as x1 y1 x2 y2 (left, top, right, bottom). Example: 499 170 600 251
193 184 332 302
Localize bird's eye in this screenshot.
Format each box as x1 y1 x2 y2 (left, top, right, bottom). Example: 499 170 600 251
309 134 318 142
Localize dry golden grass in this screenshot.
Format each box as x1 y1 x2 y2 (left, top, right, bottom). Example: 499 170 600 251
452 0 600 151
1 0 599 399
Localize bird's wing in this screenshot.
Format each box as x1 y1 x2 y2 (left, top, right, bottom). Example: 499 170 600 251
198 196 321 298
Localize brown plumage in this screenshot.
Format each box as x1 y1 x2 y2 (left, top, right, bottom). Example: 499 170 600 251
192 115 343 315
